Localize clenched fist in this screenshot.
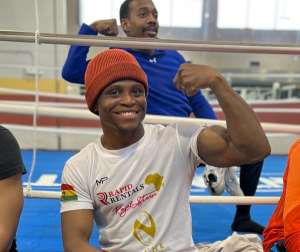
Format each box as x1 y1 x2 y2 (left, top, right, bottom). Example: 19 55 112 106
174 64 225 96
90 19 119 36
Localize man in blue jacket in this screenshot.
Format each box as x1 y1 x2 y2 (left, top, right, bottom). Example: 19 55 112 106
62 0 264 234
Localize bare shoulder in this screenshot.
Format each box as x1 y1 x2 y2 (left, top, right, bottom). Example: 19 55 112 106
196 125 243 167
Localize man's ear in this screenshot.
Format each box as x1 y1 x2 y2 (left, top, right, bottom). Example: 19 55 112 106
121 18 129 33
94 103 99 115
95 95 102 115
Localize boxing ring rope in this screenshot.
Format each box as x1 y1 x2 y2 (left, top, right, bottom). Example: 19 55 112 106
2 86 300 116
0 87 84 100
2 123 99 136
2 85 300 115
22 189 279 205
25 0 41 194
1 86 299 107
1 30 300 55
3 100 300 113
1 103 300 134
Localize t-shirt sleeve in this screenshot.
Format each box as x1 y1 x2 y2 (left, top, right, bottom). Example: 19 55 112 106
60 161 94 213
0 126 25 180
175 124 205 173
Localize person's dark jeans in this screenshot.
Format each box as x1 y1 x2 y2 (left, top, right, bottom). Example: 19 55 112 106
232 160 265 234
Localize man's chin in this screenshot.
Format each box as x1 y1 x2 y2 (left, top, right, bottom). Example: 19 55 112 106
114 118 143 131
143 32 157 38
118 123 142 133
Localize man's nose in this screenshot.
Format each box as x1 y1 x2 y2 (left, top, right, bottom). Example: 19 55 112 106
147 14 157 24
120 93 136 105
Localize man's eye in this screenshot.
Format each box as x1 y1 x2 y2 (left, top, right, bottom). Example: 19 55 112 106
132 87 145 96
138 11 147 18
108 89 120 96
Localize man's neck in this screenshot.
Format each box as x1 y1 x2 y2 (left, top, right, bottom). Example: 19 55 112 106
101 125 145 150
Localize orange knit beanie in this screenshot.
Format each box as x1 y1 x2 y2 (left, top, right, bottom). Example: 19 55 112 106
84 49 148 114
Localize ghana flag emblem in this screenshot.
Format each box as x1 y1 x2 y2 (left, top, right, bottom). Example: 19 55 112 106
61 184 78 201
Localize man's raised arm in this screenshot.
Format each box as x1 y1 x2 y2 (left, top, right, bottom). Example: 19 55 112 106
62 19 118 84
174 63 271 167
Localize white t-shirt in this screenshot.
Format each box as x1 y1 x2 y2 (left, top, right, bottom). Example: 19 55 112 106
61 123 203 252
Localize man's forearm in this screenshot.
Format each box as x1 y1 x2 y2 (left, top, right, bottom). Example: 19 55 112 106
211 76 270 161
61 24 96 84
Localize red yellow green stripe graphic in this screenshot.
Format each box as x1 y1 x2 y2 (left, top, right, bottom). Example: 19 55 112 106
61 184 78 201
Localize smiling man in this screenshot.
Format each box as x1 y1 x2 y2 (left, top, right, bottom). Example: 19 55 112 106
60 49 270 252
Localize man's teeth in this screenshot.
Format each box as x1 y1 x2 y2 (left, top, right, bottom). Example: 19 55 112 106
119 112 136 116
145 29 156 35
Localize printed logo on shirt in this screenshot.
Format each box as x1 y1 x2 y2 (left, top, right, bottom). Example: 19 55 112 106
95 176 109 186
61 184 78 201
133 211 166 251
113 173 164 217
96 173 164 217
144 173 163 191
97 183 145 206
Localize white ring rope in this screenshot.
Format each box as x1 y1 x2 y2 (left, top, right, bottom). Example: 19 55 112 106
1 124 296 141
1 30 300 55
3 123 99 135
1 100 87 108
22 189 279 205
0 88 299 105
2 100 300 113
25 0 40 193
0 87 85 100
213 107 300 114
1 103 299 134
34 0 40 33
188 196 279 205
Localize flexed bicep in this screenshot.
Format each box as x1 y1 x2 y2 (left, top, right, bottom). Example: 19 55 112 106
196 126 249 167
